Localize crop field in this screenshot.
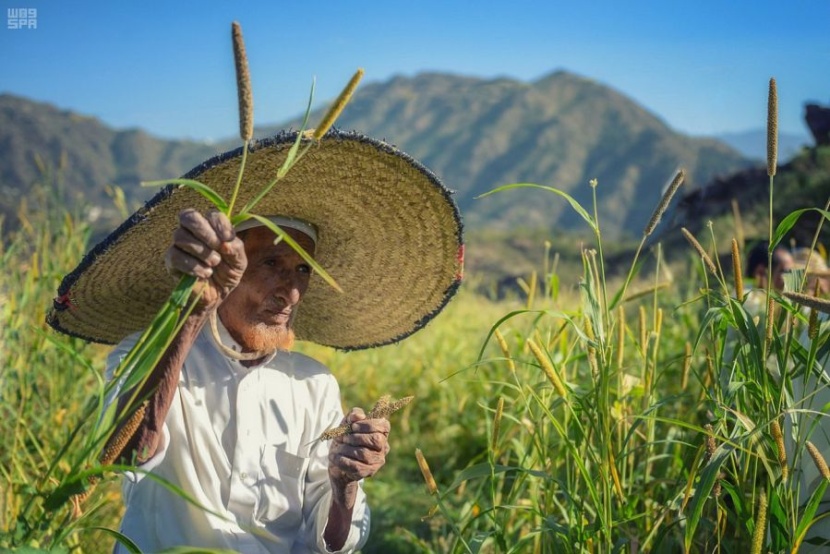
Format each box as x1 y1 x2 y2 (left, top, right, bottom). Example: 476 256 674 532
4 126 830 554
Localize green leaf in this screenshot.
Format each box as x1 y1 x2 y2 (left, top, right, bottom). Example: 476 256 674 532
728 297 764 371
767 486 788 553
468 531 493 554
476 308 576 363
75 527 142 554
548 272 560 300
42 479 87 511
684 442 733 552
771 208 830 248
476 183 597 233
141 179 229 213
8 546 69 554
118 308 179 393
608 255 646 310
795 479 830 546
248 214 343 293
276 135 305 180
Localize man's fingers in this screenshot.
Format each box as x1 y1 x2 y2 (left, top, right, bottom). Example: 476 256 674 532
329 454 371 480
172 228 222 267
332 444 384 465
173 209 246 285
165 247 214 280
349 418 390 435
329 416 389 482
179 209 225 251
219 236 247 272
340 431 388 452
329 447 385 481
206 209 234 242
345 407 367 424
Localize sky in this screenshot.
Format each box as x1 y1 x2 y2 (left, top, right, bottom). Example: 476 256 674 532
1 1 828 143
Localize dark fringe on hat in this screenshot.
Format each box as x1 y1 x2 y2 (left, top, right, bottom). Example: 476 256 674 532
48 129 464 351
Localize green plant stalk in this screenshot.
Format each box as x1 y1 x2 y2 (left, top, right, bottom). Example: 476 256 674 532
763 173 775 362
485 399 508 551
239 140 314 215
590 180 610 339
705 223 732 302
583 243 615 549
524 367 609 538
22 278 204 541
798 197 830 293
226 139 250 216
543 240 551 300
615 306 627 493
646 245 664 527
435 492 474 554
642 314 662 532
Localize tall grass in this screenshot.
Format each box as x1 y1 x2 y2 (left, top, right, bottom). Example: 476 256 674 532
4 79 830 553
1 180 120 551
398 81 830 553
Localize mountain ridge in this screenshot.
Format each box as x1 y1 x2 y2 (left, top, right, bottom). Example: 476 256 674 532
1 70 752 237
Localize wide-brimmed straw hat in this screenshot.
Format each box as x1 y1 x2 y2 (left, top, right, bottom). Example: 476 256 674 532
47 130 464 351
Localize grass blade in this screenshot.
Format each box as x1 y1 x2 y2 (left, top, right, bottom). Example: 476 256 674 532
141 179 229 213
771 208 830 248
476 183 597 232
684 442 733 551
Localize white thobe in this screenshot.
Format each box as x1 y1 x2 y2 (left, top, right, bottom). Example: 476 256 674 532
105 320 369 553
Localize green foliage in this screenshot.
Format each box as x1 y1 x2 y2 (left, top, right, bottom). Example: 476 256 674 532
0 181 119 552
4 84 830 553
659 145 830 257
345 155 830 553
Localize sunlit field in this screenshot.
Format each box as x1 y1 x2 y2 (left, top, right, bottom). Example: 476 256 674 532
4 90 830 552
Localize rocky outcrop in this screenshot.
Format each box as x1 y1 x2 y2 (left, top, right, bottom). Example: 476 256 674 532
806 103 830 146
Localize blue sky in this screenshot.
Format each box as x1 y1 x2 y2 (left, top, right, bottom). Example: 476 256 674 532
2 1 828 142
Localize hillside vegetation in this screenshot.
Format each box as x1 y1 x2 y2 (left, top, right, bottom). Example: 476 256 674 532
656 144 830 259
1 70 751 241
6 151 830 552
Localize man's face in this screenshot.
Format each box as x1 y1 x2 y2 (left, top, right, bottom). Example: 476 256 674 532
218 226 315 353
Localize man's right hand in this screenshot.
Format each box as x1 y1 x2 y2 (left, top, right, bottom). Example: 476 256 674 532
164 209 247 312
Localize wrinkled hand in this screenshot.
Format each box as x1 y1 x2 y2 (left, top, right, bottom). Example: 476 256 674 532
164 209 247 311
328 408 390 488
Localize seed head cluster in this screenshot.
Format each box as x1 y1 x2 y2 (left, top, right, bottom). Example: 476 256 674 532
317 394 414 441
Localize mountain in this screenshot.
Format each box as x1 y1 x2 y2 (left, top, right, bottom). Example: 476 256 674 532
264 71 752 236
0 94 222 228
0 70 752 238
714 129 812 162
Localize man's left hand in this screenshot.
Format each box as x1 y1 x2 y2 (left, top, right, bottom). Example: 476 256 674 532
328 407 390 487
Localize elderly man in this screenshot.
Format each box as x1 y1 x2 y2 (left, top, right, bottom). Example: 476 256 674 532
48 131 464 552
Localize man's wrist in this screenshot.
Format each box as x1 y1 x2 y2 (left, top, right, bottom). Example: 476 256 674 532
329 475 358 509
324 477 359 552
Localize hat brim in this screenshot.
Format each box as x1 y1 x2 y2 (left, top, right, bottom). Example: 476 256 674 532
47 130 464 351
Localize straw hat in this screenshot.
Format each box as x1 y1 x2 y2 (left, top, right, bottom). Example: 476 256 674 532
792 247 830 275
47 130 464 351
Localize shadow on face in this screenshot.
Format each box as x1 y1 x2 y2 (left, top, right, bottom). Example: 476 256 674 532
218 226 316 353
